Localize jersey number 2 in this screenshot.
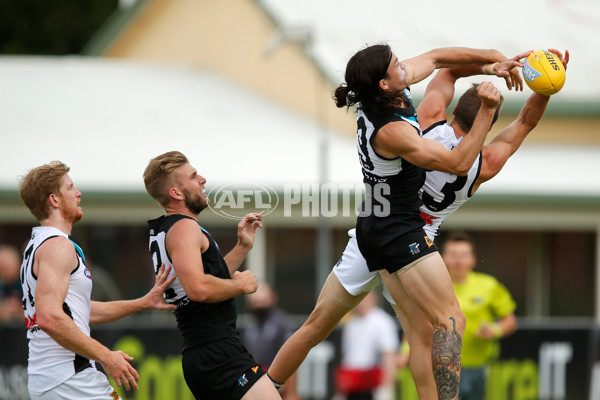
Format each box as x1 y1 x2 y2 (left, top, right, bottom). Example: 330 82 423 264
149 240 163 276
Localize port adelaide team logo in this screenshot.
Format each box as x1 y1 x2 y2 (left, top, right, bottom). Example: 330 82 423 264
207 182 279 220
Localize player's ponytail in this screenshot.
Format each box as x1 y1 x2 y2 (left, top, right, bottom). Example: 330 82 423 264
333 83 352 108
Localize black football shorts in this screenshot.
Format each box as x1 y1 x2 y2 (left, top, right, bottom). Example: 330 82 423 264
182 337 265 400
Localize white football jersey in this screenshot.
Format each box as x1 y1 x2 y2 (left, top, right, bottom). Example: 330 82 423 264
20 226 94 394
419 121 482 239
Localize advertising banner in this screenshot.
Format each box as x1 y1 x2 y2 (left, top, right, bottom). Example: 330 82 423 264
2 323 600 400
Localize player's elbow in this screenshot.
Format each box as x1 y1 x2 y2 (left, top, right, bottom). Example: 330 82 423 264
523 120 539 133
445 154 473 176
454 166 471 176
187 286 210 302
36 311 60 334
449 162 471 176
517 115 539 132
188 291 209 303
427 162 468 176
36 315 51 331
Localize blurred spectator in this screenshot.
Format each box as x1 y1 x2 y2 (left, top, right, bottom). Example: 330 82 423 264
242 282 300 400
441 231 517 400
335 291 399 400
0 244 24 323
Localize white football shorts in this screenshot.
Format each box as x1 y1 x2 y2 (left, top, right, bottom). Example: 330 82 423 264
332 229 396 305
30 367 121 400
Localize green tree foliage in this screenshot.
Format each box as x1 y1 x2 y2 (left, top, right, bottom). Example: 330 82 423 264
0 0 118 55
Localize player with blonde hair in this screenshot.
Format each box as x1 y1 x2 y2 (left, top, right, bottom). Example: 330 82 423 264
144 151 281 400
19 161 176 399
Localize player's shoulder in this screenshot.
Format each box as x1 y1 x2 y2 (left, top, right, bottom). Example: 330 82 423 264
37 234 73 254
172 215 199 227
379 119 421 141
168 216 201 237
167 215 207 248
36 235 77 270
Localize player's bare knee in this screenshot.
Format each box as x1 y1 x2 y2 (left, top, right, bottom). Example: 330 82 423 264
431 308 465 338
439 303 465 334
451 308 466 334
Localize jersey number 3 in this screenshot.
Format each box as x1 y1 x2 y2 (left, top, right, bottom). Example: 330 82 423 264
357 117 375 171
422 175 467 212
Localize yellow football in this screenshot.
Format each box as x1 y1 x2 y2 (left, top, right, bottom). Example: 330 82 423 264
522 50 566 96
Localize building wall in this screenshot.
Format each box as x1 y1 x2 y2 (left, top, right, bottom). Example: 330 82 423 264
101 0 356 136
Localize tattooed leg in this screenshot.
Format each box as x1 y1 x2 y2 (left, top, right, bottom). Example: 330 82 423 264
431 316 462 400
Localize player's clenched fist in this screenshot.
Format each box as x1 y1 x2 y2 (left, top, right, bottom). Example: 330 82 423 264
233 270 258 295
477 81 501 109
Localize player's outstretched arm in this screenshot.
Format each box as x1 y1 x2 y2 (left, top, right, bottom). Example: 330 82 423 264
416 69 462 131
167 218 257 302
224 213 263 274
403 47 507 86
90 265 177 325
483 51 531 91
477 49 569 188
417 55 527 131
477 92 550 186
379 82 500 175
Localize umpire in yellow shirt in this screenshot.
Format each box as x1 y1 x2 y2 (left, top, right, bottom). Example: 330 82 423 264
441 231 517 400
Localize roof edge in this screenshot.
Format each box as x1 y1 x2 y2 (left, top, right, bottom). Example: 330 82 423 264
81 0 600 118
253 0 338 86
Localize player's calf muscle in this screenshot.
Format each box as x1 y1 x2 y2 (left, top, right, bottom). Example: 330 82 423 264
431 316 462 400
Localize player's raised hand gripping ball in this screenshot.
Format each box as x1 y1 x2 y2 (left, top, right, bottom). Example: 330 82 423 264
522 50 566 96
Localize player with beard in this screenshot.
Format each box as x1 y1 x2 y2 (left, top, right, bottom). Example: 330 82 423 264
19 161 176 400
144 151 280 400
